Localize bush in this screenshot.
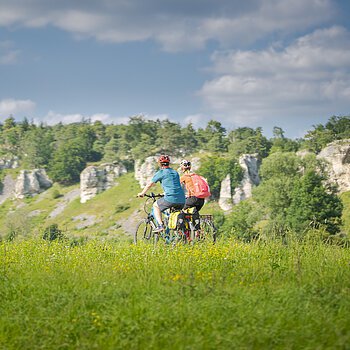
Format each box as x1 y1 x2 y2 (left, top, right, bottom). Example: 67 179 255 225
221 200 262 242
52 189 62 199
42 224 65 241
115 204 130 213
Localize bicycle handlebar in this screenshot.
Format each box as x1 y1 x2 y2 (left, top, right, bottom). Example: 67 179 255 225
138 192 164 199
146 192 164 198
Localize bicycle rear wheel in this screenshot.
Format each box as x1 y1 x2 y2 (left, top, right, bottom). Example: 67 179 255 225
134 219 155 244
199 220 217 243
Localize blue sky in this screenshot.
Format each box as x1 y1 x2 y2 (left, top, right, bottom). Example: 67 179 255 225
0 0 349 138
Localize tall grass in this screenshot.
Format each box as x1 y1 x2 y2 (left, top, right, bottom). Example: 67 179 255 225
1 238 349 349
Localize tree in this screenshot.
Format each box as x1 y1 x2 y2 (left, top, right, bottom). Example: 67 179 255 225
199 156 242 199
20 126 54 168
48 139 86 185
269 126 300 153
197 120 228 153
3 116 16 129
228 127 270 158
302 116 350 152
325 115 350 140
303 124 333 153
91 120 108 159
180 123 198 155
155 119 183 155
286 171 343 234
131 133 156 161
253 152 343 235
221 200 262 241
102 137 120 162
1 116 20 155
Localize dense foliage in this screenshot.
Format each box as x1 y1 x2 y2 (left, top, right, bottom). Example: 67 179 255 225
0 114 349 238
0 114 349 184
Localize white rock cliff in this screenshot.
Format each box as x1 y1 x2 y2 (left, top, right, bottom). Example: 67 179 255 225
14 169 52 199
80 163 127 203
317 139 350 193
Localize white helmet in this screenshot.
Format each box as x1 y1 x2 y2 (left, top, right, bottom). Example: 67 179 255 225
180 159 191 168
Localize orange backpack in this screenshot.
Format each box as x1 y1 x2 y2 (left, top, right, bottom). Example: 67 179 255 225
190 173 211 198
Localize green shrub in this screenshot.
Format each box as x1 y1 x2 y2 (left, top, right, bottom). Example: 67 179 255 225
51 189 62 199
42 224 64 241
114 204 130 213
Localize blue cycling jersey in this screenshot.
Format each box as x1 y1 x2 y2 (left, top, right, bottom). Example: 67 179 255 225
152 168 185 204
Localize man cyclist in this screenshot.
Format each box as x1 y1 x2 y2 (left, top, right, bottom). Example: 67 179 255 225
137 155 185 232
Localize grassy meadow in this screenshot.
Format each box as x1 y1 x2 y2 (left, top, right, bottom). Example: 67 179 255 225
1 238 350 350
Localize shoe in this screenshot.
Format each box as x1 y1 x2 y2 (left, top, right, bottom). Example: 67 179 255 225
153 225 164 233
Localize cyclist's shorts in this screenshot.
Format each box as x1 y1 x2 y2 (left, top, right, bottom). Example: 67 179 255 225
183 196 205 211
156 198 184 212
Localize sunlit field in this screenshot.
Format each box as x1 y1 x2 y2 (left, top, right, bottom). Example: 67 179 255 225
1 238 349 349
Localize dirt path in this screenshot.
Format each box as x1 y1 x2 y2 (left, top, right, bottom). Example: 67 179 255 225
48 188 80 218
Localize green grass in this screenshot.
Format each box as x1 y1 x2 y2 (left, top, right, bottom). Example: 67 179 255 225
1 238 349 349
341 191 350 234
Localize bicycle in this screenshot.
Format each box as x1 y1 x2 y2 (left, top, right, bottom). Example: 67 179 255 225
198 214 217 243
134 193 188 246
181 208 217 244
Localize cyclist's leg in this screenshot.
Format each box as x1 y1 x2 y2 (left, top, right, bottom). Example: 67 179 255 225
193 198 205 230
183 196 196 210
153 201 163 228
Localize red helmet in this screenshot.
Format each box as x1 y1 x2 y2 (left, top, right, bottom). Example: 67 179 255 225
158 154 170 164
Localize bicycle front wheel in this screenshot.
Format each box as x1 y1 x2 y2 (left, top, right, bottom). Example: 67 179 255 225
134 219 155 244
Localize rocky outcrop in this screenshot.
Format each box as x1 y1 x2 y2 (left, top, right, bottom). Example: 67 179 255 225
135 156 202 188
134 156 158 188
233 154 260 205
14 169 52 199
218 174 233 211
0 157 19 170
218 154 260 211
80 163 127 203
317 139 350 193
0 174 16 204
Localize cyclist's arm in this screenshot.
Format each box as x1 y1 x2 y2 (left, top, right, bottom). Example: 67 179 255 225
137 182 155 197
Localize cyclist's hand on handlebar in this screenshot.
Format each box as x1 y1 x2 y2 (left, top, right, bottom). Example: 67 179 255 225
137 192 145 198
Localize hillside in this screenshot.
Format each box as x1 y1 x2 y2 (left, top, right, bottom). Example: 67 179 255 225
1 173 140 241
0 171 222 241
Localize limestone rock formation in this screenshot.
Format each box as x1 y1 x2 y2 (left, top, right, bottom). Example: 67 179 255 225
233 154 260 205
218 154 260 211
0 174 16 204
218 174 233 211
80 163 127 203
14 169 52 199
134 156 158 188
317 139 350 193
134 156 201 188
0 157 19 169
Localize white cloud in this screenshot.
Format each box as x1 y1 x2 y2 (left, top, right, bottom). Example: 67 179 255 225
0 0 336 51
41 110 130 125
0 98 36 118
142 113 169 122
198 26 350 127
183 114 213 128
